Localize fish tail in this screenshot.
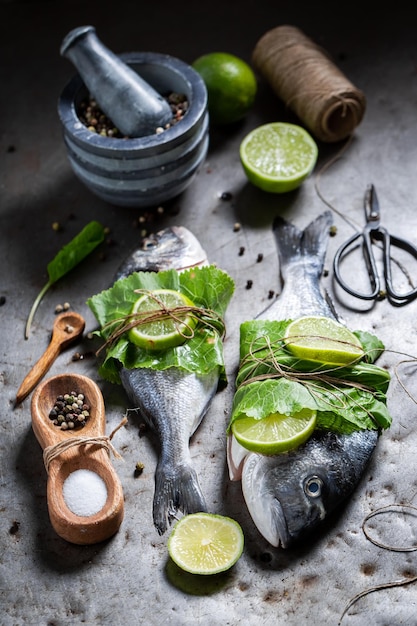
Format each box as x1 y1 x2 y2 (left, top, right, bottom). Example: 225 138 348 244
273 210 333 276
153 461 207 534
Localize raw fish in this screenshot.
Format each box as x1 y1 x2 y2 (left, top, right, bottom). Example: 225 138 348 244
116 226 222 534
228 212 381 548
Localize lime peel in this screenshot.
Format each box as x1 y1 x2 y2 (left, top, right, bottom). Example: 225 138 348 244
231 408 317 455
192 52 257 125
284 315 365 365
167 512 244 575
127 288 197 351
240 122 318 193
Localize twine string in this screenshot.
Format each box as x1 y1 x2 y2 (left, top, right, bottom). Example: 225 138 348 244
43 416 127 473
339 504 417 623
252 25 366 142
97 289 226 355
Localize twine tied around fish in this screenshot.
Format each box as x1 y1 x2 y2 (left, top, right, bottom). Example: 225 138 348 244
252 25 366 143
96 289 226 353
239 333 378 392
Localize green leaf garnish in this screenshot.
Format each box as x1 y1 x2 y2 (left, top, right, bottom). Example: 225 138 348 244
25 220 105 339
228 319 392 436
87 265 235 384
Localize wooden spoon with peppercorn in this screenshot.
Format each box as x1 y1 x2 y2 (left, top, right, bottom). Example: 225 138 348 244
15 311 86 406
31 372 125 545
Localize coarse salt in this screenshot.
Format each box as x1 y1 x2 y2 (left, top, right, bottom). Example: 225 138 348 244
63 469 108 517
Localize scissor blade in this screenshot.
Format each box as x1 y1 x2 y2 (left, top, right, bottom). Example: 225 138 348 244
365 184 380 224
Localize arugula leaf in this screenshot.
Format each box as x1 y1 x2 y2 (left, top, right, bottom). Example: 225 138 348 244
25 221 105 339
87 265 235 384
228 318 392 436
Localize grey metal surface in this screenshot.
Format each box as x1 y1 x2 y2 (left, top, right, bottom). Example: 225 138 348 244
2 2 417 624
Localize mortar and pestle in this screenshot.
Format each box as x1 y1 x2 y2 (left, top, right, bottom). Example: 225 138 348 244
58 26 208 208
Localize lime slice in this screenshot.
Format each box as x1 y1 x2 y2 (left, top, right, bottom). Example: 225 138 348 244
231 409 317 455
240 122 318 193
128 288 197 351
167 512 244 575
284 315 364 365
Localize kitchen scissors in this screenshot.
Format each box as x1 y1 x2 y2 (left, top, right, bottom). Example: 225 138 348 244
333 184 417 306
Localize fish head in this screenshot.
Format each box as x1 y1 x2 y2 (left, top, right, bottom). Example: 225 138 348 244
115 225 208 279
242 453 331 548
240 430 378 548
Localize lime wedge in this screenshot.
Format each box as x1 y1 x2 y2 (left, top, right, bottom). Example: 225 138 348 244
240 122 318 193
231 409 317 455
128 288 197 351
168 513 244 575
284 315 364 365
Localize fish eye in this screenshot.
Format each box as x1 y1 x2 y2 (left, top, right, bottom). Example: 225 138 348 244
142 238 157 251
304 476 323 498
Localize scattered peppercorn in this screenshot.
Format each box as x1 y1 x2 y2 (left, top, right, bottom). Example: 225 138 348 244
238 246 245 256
134 462 145 477
71 350 95 361
220 191 233 201
55 302 71 314
256 253 263 263
268 290 275 300
246 280 253 290
49 391 91 430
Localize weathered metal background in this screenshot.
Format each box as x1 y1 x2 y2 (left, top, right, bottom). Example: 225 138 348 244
2 2 417 624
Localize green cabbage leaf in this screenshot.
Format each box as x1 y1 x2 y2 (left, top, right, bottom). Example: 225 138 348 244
228 319 392 435
87 265 234 385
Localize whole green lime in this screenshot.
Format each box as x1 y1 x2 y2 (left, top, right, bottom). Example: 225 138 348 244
192 52 257 125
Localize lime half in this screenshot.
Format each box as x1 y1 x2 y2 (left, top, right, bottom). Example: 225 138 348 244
284 315 364 365
231 409 317 455
128 288 197 351
168 512 244 575
240 122 318 193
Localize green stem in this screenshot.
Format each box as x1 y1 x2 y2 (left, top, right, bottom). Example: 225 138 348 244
25 280 53 339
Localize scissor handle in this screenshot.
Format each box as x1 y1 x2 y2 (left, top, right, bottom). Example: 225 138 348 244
374 229 417 305
333 229 381 300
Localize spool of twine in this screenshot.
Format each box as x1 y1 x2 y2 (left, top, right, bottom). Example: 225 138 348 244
252 25 366 143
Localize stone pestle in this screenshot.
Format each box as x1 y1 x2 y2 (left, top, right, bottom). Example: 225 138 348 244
60 25 173 138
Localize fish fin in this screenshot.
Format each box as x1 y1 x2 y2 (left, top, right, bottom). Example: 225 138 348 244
227 434 249 481
153 461 207 535
273 211 333 275
249 496 289 549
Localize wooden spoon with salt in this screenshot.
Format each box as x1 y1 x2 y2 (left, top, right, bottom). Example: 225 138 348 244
31 372 125 545
16 311 86 406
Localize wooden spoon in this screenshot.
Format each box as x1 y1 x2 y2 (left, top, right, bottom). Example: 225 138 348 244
31 372 125 545
16 311 86 406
